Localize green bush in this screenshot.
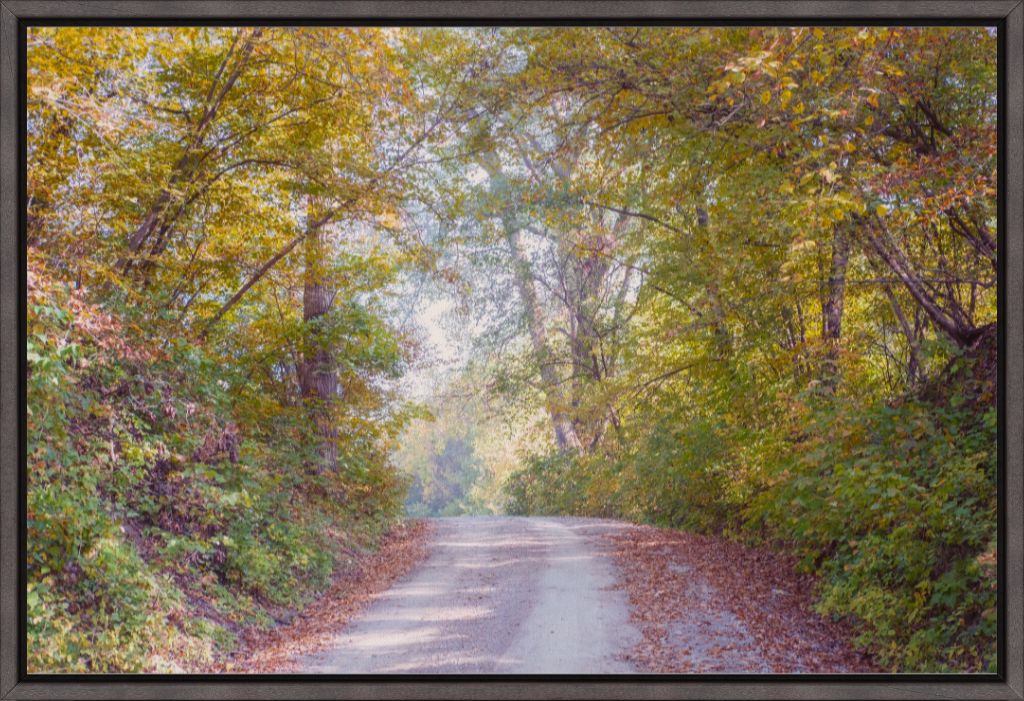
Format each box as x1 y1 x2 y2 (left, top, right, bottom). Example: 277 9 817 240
745 396 996 671
26 270 407 672
504 452 585 515
502 385 996 672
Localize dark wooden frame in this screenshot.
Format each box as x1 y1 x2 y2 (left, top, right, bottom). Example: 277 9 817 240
1 2 1021 699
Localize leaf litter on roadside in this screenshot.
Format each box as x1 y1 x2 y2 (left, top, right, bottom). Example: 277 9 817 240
604 525 877 674
221 520 433 673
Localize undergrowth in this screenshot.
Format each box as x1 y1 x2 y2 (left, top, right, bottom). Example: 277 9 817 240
27 256 406 672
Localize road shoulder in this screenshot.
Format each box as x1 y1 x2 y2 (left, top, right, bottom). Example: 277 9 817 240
222 520 434 673
603 523 877 673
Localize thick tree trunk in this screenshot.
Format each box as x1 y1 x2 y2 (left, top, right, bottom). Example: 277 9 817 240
820 225 850 391
299 200 339 474
481 151 584 454
695 207 732 357
506 227 584 453
567 243 612 450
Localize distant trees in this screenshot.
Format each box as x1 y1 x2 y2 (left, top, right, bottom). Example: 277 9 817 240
396 401 486 517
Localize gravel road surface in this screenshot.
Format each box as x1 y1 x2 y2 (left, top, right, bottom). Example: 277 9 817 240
294 516 641 674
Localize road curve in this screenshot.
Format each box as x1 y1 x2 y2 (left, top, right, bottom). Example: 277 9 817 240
294 516 641 674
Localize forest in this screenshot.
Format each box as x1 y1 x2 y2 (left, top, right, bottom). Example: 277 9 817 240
26 26 997 673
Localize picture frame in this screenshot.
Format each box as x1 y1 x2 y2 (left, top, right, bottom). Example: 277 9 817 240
0 1 1020 699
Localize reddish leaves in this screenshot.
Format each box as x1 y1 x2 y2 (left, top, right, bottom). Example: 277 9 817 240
28 254 160 366
221 520 433 673
606 524 876 673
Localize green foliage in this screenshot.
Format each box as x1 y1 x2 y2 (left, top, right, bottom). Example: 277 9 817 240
26 258 406 672
26 25 998 675
506 375 996 671
634 425 734 531
746 394 996 671
504 453 583 516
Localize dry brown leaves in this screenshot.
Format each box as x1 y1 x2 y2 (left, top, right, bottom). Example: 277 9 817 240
220 520 433 673
606 524 877 674
28 253 159 365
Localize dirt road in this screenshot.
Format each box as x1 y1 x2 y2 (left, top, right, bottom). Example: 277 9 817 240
294 516 641 674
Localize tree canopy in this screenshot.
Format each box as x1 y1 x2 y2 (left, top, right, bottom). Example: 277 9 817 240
27 25 997 673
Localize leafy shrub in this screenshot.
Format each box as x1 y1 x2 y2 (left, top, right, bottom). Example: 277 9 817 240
504 452 585 515
502 371 996 671
745 396 996 671
26 259 407 671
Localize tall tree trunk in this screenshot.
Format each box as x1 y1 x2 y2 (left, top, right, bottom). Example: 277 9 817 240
506 227 584 453
820 225 850 392
298 199 339 474
481 151 584 453
567 238 612 450
695 207 732 357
